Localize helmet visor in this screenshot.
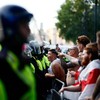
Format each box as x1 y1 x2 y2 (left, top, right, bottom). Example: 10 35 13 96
28 18 43 46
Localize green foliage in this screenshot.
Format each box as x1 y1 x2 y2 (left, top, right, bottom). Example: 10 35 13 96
56 0 100 43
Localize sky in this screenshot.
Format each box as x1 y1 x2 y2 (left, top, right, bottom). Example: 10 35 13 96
0 0 65 31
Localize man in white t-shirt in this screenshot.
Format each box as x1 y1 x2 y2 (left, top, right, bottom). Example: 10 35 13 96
45 49 65 82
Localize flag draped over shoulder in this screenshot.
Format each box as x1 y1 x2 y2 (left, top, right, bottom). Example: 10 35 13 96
78 59 100 100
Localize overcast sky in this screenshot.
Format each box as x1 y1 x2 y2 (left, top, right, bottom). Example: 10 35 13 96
0 0 65 30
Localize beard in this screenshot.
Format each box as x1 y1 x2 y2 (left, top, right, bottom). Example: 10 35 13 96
81 56 90 66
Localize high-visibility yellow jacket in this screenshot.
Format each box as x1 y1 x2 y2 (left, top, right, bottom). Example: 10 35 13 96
0 50 37 100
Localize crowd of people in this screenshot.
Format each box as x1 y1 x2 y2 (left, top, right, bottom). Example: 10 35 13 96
0 4 100 100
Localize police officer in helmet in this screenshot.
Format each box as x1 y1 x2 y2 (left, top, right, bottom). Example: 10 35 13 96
0 5 36 100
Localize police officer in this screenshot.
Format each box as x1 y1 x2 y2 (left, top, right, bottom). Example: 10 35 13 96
29 40 52 100
0 5 36 100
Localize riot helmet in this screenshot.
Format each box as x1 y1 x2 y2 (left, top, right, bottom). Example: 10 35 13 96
29 40 41 55
0 4 33 45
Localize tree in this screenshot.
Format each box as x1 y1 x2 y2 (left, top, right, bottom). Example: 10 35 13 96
56 0 100 43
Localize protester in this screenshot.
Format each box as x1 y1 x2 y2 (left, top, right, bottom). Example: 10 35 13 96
76 35 91 52
56 44 61 52
59 43 100 100
45 49 65 82
67 46 79 58
66 45 79 85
